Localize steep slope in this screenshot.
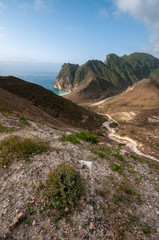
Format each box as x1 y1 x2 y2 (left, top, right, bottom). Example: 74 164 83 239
0 94 159 240
93 78 159 115
54 52 159 102
90 78 159 160
53 63 79 91
0 76 104 130
122 52 159 79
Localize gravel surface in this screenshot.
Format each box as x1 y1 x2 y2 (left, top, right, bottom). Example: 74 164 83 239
0 112 159 240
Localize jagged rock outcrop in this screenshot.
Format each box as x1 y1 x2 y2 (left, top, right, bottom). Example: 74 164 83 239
53 63 79 91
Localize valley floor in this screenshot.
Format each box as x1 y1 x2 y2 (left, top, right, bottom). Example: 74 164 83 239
0 109 159 240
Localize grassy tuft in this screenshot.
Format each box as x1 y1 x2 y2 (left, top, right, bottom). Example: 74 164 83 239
21 111 28 126
0 135 49 167
61 134 80 144
110 162 121 172
91 149 106 158
75 130 99 144
46 163 85 220
0 105 12 115
61 130 99 145
0 121 14 133
142 222 151 234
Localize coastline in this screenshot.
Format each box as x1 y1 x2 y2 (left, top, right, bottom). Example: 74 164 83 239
59 91 70 96
53 87 70 96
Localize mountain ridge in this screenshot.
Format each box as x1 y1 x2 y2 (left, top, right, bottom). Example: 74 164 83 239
54 52 159 102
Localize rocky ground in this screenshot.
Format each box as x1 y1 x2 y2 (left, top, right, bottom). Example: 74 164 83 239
111 109 159 160
0 108 159 240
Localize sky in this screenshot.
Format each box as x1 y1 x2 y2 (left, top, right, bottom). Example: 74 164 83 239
0 0 159 72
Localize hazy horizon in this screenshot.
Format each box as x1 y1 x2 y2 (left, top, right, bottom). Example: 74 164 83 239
0 0 158 65
0 61 62 75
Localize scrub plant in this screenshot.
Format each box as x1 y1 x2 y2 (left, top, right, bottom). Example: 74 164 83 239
46 163 85 219
0 121 14 133
61 130 99 144
0 105 12 115
0 135 48 167
21 111 28 126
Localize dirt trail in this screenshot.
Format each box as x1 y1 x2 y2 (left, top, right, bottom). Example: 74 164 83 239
90 93 121 107
103 114 159 163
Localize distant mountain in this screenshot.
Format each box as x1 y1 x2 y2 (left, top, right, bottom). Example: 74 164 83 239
0 76 104 130
54 63 79 91
54 52 159 102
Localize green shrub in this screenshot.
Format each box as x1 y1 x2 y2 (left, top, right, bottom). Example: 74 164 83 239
61 130 99 144
46 163 85 216
91 149 106 158
61 134 80 144
75 130 99 144
0 135 49 167
110 162 121 172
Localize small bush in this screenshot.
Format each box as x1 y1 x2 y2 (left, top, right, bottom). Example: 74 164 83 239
61 134 80 144
110 162 121 172
0 135 49 167
61 130 99 144
46 163 85 217
75 130 99 144
91 149 106 158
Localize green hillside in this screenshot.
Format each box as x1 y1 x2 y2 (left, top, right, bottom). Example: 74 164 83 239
54 52 159 101
53 63 79 90
122 52 159 79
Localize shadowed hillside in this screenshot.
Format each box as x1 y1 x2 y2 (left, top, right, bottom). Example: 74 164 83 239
93 79 159 115
0 76 104 130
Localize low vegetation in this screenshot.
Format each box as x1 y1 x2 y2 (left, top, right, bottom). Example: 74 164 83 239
0 121 14 133
61 130 99 144
21 111 28 126
0 135 49 167
0 104 12 115
46 163 85 220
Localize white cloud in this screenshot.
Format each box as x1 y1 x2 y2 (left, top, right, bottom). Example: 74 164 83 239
98 7 109 18
114 0 159 54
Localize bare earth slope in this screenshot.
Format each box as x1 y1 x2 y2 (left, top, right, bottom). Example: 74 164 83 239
0 87 72 130
93 79 159 114
0 76 104 130
90 79 159 159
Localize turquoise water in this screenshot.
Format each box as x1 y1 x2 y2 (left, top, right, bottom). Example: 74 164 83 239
17 74 68 95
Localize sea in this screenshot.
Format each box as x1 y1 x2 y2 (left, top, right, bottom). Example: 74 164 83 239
15 74 68 95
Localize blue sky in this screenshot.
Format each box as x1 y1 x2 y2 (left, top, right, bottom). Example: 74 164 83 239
0 0 158 69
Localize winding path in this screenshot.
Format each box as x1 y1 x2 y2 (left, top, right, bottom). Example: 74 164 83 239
103 114 159 163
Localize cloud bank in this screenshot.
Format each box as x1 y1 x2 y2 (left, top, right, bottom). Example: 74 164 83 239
114 0 159 54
